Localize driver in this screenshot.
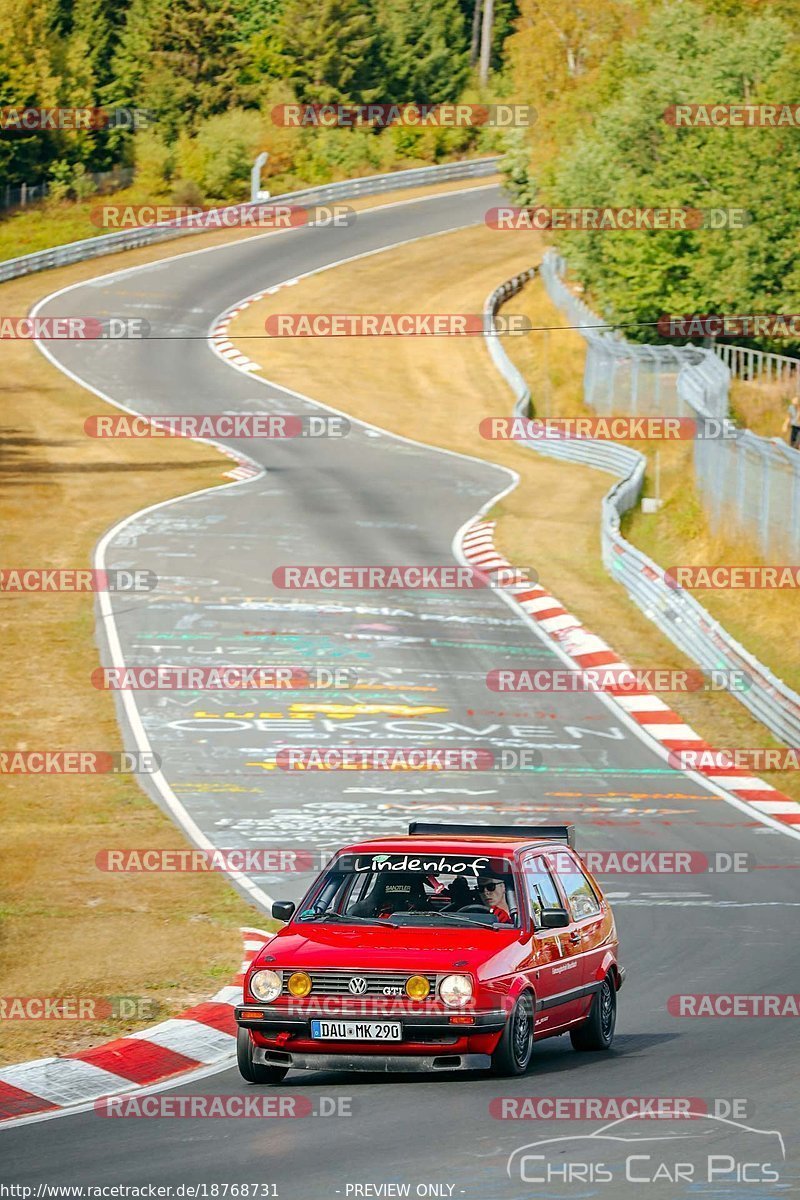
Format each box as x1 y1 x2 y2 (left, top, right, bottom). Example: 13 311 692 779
477 874 512 923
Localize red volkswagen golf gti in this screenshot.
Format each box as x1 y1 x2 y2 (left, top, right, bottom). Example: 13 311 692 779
235 823 624 1081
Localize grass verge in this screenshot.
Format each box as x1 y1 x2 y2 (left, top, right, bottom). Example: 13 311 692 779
0 173 498 263
0 175 499 1065
227 224 800 808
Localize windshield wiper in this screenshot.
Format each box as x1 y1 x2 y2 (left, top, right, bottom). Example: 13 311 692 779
305 911 399 929
399 910 500 928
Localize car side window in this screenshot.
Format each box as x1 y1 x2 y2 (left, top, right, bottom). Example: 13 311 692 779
557 866 602 921
524 857 562 928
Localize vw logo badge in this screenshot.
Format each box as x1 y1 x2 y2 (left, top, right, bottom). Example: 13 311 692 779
348 976 368 995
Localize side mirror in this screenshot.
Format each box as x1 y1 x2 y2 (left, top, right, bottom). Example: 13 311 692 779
540 908 570 929
272 900 296 922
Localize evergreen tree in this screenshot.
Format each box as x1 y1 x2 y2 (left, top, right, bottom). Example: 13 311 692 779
265 0 378 103
377 0 470 103
111 0 248 137
0 0 62 183
546 2 800 349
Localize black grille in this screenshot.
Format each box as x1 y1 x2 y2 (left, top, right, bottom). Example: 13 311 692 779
280 969 438 997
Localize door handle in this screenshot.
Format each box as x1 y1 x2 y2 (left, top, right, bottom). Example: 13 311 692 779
569 930 582 944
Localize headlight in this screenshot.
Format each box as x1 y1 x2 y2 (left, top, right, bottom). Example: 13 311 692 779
439 974 473 1008
249 969 282 1003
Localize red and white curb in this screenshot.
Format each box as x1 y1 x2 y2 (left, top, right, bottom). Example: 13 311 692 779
210 284 299 481
0 926 271 1123
210 305 262 374
210 280 297 379
462 521 800 830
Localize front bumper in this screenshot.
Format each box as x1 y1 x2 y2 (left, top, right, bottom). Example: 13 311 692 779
252 1046 492 1073
234 1006 507 1039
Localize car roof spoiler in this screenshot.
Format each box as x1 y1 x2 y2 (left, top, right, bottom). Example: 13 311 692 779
407 821 576 848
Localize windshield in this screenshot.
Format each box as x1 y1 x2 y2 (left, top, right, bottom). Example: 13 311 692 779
297 851 519 928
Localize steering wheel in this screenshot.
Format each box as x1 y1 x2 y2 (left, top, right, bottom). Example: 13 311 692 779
456 903 491 913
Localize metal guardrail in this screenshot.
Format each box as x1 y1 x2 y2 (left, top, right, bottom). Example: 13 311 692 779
716 342 800 392
540 251 800 560
0 158 500 284
484 269 800 747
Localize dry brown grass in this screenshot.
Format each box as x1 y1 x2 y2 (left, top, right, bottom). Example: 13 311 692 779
228 225 800 809
730 377 800 440
0 276 262 1065
0 175 503 1065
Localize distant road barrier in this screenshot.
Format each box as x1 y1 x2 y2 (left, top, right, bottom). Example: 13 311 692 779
0 157 500 284
540 251 800 560
484 266 800 746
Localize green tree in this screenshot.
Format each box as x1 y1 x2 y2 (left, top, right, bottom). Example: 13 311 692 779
377 0 470 103
263 0 378 103
111 0 249 137
547 2 800 349
0 0 63 183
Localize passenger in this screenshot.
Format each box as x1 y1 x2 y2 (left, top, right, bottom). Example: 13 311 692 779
444 875 474 910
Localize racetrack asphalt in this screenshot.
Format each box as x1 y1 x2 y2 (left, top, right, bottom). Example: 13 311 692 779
3 184 798 1198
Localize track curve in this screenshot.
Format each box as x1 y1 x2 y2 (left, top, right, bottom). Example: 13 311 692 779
3 184 798 1199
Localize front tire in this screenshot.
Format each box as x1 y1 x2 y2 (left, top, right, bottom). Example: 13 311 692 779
570 975 616 1051
237 1028 288 1084
492 992 535 1076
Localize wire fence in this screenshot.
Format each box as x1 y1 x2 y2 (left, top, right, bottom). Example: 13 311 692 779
1 166 135 211
540 251 800 559
484 268 800 747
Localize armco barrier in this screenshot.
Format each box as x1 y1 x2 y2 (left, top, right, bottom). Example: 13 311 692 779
540 251 800 559
0 158 500 284
484 269 800 746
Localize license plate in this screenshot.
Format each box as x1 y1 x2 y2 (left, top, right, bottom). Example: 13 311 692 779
310 1020 402 1041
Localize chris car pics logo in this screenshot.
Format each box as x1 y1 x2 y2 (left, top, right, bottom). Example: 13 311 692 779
506 1113 784 1187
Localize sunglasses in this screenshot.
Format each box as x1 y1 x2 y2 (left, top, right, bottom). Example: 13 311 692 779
478 881 503 892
